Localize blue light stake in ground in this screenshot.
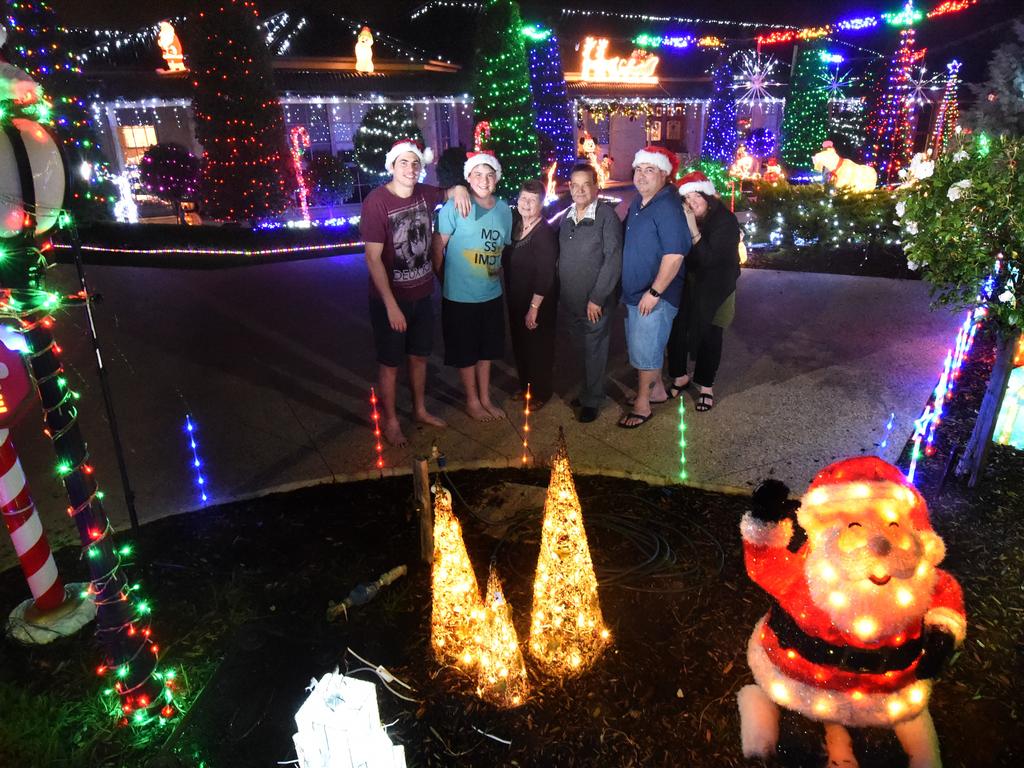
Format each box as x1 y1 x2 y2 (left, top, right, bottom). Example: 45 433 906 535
184 415 208 504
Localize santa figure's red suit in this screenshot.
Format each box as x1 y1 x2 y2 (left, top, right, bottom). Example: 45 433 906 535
737 457 966 768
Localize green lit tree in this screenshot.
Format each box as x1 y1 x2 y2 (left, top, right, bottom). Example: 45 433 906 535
189 0 292 222
966 19 1024 137
353 105 424 184
471 0 541 197
781 45 829 170
4 0 116 221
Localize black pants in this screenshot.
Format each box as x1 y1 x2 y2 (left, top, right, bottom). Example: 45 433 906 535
667 311 724 388
507 298 556 401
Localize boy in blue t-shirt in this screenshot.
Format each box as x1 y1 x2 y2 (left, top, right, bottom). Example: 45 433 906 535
433 151 512 422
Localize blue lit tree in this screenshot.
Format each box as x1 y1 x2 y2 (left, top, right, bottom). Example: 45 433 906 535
524 27 575 179
703 57 738 164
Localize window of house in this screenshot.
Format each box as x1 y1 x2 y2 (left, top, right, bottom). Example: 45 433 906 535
119 125 158 165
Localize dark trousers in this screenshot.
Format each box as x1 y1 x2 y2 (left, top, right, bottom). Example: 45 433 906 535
507 300 556 401
567 309 611 408
667 311 724 388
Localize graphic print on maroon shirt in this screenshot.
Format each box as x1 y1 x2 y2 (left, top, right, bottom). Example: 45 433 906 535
360 183 447 303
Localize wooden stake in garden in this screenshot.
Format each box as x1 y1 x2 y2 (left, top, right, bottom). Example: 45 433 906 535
430 486 484 667
476 564 529 708
529 429 610 676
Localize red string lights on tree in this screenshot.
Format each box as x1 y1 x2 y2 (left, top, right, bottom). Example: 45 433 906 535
289 126 312 223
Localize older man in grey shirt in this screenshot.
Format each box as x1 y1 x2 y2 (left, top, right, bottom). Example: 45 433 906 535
558 163 623 423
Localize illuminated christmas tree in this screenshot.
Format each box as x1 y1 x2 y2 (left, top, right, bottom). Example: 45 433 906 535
529 431 610 677
524 26 575 180
190 0 292 222
430 487 485 668
929 60 961 157
353 105 424 183
864 29 917 184
703 57 738 164
471 0 541 197
826 99 867 158
139 143 200 225
4 0 116 220
780 45 829 170
476 564 530 708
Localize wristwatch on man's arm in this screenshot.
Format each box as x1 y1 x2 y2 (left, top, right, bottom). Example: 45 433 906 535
648 287 661 298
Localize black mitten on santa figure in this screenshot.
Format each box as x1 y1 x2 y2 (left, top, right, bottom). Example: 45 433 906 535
916 627 956 679
751 479 801 523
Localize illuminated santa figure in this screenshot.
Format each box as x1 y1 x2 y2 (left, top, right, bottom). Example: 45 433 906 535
738 457 965 768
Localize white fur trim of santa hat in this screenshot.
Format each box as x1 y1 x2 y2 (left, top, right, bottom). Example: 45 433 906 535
463 150 502 181
677 171 717 197
632 146 677 176
740 512 793 549
384 139 434 174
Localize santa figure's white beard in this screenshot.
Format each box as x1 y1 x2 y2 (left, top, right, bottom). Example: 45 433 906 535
804 534 937 641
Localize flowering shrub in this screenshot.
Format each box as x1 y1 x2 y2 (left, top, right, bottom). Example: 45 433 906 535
897 134 1024 331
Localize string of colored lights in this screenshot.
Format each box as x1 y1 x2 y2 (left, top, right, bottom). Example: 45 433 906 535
521 384 531 466
524 30 577 177
49 241 364 258
904 261 998 483
756 0 978 46
928 60 961 157
864 29 918 184
288 126 312 223
184 415 208 505
370 387 384 471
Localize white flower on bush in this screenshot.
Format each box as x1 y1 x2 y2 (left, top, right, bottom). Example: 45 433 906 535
896 200 907 218
946 179 972 201
952 150 969 163
997 290 1016 306
908 154 935 180
905 220 919 235
907 258 920 271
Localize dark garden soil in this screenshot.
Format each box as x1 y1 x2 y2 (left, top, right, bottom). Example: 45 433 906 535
743 245 919 280
1 330 1022 768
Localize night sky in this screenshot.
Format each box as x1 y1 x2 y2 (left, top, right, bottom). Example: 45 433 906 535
46 0 1020 82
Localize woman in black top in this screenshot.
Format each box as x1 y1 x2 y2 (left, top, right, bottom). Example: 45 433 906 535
503 179 559 409
667 187 741 411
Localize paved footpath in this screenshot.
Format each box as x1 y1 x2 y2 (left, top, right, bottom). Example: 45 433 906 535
1 256 960 571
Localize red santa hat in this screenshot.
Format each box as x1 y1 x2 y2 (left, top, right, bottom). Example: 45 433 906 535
676 170 716 197
384 139 434 174
798 456 934 535
632 145 679 178
463 149 502 181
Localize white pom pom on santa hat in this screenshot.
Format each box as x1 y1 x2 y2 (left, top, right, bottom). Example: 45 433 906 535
0 24 7 49
384 139 434 174
632 145 679 177
677 170 717 197
463 150 502 181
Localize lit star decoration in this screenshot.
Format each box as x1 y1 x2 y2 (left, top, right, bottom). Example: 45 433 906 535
731 51 781 105
529 430 610 677
184 415 208 504
476 564 530 708
430 486 485 667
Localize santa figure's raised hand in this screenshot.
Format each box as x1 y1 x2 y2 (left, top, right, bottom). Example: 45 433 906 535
737 457 965 768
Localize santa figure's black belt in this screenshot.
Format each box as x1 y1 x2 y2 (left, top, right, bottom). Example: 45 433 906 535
767 605 924 675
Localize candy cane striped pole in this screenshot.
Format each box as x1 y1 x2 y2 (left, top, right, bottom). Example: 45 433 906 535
0 427 65 614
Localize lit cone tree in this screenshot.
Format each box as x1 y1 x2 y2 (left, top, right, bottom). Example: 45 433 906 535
864 29 917 184
780 45 829 170
529 430 610 676
929 60 961 157
430 486 485 667
476 564 530 708
471 0 541 197
189 0 292 222
353 105 424 184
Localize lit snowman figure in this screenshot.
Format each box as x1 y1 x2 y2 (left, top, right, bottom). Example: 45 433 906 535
738 457 965 768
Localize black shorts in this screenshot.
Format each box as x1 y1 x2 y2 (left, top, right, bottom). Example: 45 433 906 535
368 295 434 367
441 296 505 368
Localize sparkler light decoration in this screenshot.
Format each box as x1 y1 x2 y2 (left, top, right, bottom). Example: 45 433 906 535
906 66 942 107
731 51 781 105
430 486 485 667
476 564 530 708
820 67 857 102
529 430 610 677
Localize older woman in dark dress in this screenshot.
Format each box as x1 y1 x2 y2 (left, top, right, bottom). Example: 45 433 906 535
503 179 558 409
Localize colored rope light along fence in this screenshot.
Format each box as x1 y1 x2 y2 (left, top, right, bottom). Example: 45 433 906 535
904 264 998 483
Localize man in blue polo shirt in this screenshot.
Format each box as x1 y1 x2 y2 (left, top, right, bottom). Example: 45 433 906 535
619 145 691 429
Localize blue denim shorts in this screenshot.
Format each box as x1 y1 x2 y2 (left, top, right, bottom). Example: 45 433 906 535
624 300 678 370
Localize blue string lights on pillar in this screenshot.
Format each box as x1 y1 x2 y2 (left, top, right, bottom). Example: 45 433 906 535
703 57 738 164
184 415 208 504
523 26 576 180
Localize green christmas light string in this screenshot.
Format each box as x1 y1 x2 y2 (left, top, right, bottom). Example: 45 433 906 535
780 45 829 170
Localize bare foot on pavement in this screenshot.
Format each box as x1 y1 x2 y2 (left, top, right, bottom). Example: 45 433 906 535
415 410 447 428
382 419 408 447
482 402 506 420
466 403 495 422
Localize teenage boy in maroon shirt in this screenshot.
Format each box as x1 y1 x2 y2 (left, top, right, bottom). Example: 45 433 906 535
360 140 470 446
